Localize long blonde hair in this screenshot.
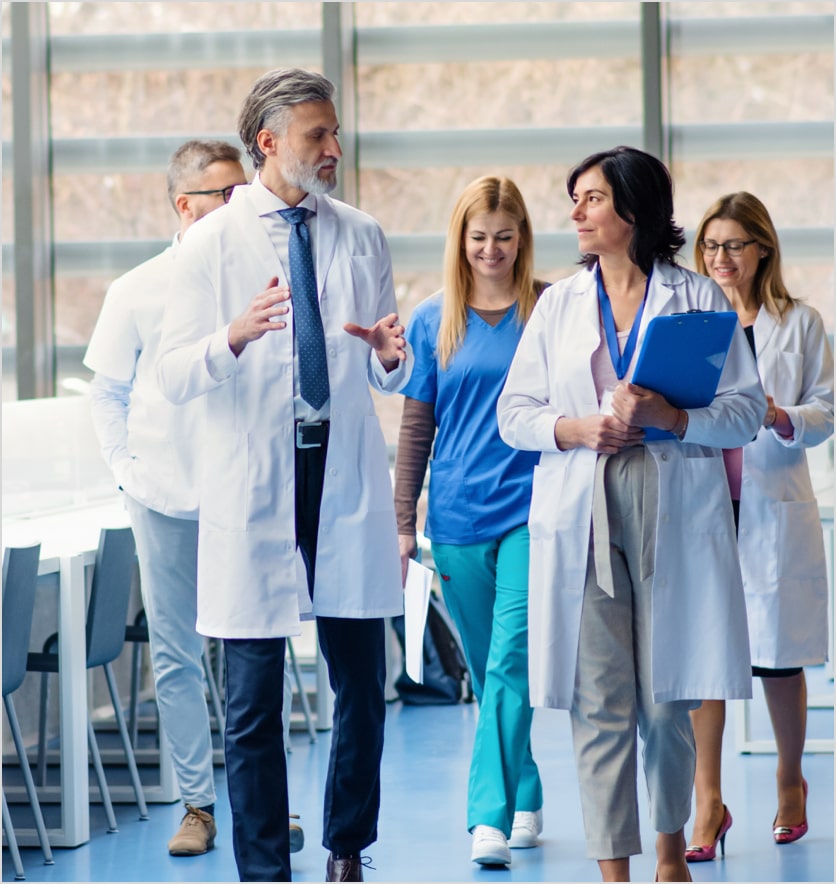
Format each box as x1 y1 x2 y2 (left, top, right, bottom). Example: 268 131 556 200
694 191 795 320
438 176 537 369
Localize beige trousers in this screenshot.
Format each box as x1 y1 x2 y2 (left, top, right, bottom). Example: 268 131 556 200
571 446 695 860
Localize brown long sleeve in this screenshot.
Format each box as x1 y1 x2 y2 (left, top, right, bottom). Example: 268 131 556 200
393 396 436 535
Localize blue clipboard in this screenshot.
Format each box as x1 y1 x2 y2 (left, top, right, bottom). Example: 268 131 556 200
630 310 738 440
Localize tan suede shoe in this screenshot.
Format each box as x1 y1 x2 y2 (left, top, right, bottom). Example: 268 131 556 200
168 804 217 856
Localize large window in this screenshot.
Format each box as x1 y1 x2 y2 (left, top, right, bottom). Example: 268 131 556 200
4 2 833 452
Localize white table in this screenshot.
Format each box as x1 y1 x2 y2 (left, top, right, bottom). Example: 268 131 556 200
3 499 132 847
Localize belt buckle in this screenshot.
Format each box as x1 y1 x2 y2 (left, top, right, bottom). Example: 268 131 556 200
296 421 323 449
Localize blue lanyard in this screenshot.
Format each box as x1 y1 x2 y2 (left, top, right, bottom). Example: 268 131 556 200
596 264 653 380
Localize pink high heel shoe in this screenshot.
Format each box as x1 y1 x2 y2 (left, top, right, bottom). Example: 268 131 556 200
773 779 808 844
685 805 732 862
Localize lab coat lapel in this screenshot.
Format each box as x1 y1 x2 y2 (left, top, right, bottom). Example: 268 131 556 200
753 306 779 358
643 260 679 324
313 195 339 297
228 186 291 287
572 267 604 348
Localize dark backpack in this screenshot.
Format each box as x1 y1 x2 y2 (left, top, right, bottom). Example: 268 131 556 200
392 591 473 705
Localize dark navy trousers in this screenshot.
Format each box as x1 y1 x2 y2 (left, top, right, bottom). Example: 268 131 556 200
223 430 387 881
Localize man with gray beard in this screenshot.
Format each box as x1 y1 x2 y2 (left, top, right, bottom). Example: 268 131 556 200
157 69 412 882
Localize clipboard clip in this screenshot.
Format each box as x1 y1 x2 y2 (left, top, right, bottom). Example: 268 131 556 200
672 309 715 315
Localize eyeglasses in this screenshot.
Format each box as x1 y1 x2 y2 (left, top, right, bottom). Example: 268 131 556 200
182 184 238 204
698 238 757 256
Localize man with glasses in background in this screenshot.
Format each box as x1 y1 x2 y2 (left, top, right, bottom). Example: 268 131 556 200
83 140 255 857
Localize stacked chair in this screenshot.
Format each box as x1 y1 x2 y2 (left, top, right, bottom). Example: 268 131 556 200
2 543 54 879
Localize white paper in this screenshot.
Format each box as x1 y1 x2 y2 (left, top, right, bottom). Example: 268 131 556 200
404 558 434 683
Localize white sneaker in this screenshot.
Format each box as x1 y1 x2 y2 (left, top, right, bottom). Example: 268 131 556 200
508 809 543 849
471 825 511 865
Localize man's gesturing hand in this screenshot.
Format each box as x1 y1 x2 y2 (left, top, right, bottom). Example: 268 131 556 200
228 277 290 357
344 312 407 371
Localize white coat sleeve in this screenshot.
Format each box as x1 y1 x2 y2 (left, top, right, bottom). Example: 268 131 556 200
366 228 414 394
157 231 238 405
774 308 834 449
497 298 561 453
88 373 134 492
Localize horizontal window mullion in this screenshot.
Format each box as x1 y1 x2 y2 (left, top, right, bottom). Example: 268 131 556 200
672 121 833 160
669 14 833 56
356 20 638 64
5 13 824 76
47 29 321 72
2 228 827 279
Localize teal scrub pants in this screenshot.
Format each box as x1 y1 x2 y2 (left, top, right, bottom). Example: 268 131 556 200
431 524 543 836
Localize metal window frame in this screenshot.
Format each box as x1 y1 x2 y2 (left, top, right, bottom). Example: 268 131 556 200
10 1 55 399
4 4 834 398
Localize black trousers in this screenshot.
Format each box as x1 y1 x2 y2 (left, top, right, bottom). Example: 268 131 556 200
224 430 387 881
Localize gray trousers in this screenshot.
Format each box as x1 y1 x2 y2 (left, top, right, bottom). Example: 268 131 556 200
124 496 216 807
571 446 695 860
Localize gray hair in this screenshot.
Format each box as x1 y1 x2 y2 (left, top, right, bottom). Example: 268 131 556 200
237 68 335 170
167 139 242 210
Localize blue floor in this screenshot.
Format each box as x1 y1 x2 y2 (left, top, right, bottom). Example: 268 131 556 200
4 666 833 883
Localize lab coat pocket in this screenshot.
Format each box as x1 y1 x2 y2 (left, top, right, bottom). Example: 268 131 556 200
528 462 568 539
123 458 168 514
775 499 825 579
768 351 803 404
679 455 729 534
346 256 381 328
201 431 248 532
362 415 393 512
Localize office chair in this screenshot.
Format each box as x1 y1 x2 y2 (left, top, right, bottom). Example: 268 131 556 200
2 543 54 877
27 527 149 832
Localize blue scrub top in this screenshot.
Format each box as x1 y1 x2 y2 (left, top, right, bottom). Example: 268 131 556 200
402 293 539 545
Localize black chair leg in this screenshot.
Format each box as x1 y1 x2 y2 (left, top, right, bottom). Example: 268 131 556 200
2 791 26 880
87 717 119 833
4 696 53 863
103 663 148 820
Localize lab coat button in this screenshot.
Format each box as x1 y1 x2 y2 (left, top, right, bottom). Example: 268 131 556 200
660 453 668 462
329 468 337 476
329 348 337 357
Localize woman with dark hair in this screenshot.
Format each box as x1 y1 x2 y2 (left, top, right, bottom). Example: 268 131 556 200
497 147 766 882
686 192 833 861
395 175 546 867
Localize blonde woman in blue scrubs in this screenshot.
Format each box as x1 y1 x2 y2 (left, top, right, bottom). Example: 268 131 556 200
394 176 546 867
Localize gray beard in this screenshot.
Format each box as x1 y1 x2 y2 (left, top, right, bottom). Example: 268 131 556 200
281 155 337 195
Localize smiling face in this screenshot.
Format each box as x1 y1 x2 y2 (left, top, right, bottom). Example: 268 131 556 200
462 210 521 285
570 165 634 261
701 217 765 298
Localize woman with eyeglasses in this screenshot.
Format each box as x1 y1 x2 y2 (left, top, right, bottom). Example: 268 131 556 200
497 147 765 882
686 192 834 861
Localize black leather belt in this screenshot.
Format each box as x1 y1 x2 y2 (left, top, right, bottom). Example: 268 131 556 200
295 420 330 449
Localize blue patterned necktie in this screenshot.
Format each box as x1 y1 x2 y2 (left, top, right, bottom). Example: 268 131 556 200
279 207 330 409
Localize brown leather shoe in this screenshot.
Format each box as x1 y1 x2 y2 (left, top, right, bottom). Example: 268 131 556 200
289 813 304 853
326 852 363 882
168 804 217 856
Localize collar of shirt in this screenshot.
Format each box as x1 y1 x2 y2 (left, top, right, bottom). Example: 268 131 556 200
250 172 318 217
